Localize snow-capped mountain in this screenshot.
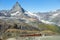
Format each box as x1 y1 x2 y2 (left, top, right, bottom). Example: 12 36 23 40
0 2 38 17
0 2 40 24
9 2 25 17
0 10 10 17
36 9 60 26
50 10 60 26
8 2 38 19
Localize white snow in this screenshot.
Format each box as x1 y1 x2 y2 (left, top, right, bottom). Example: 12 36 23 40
51 13 60 18
40 20 54 24
25 11 38 17
11 11 20 16
25 11 41 21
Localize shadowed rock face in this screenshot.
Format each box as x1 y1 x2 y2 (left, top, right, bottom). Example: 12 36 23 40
0 20 40 35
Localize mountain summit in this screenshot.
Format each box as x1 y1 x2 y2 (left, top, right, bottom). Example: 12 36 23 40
8 2 26 17
10 2 25 13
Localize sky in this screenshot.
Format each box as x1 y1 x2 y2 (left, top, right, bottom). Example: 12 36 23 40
0 0 60 12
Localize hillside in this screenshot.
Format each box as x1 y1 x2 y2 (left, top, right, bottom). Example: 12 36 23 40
0 2 60 40
38 23 60 35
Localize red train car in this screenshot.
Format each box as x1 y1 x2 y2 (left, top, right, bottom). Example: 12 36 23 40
20 34 42 37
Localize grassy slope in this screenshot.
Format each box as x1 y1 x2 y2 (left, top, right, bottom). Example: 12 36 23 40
38 23 60 34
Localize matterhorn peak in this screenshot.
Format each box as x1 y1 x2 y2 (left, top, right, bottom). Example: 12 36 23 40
14 2 21 8
10 2 25 13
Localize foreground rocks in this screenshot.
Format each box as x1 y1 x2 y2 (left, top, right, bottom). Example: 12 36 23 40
6 36 60 40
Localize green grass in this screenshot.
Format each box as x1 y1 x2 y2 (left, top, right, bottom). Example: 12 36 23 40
38 23 60 34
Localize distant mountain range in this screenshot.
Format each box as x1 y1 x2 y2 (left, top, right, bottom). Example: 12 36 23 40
36 9 60 26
